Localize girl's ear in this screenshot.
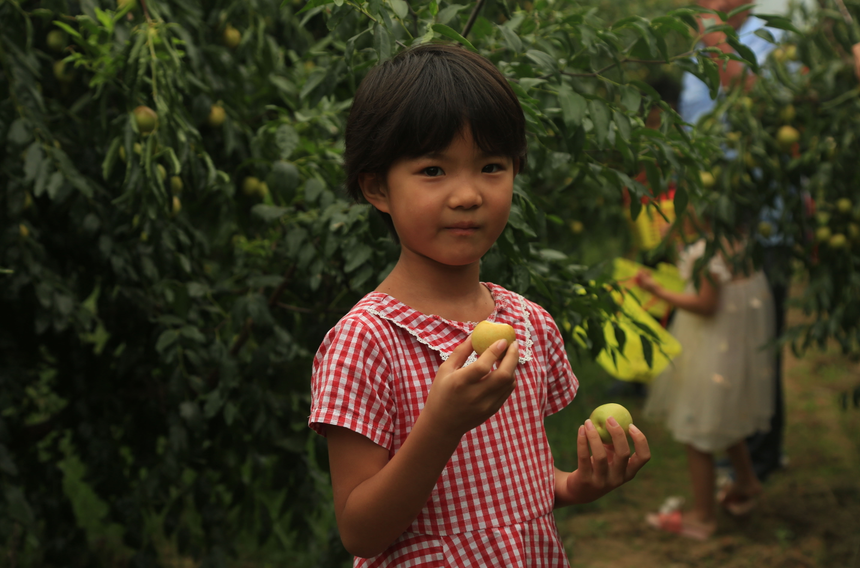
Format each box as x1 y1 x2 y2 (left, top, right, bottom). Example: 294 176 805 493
359 173 390 213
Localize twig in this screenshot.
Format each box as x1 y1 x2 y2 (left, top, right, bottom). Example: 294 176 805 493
462 0 488 38
833 0 854 23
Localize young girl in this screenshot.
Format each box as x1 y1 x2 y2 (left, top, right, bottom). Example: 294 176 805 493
309 44 651 566
636 221 775 540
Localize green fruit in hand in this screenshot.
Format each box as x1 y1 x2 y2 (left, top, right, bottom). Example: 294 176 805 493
837 198 852 214
133 105 157 134
829 234 847 249
776 125 800 152
758 221 773 238
589 403 633 445
170 176 183 194
700 171 716 189
815 226 832 242
223 25 241 49
242 176 261 196
208 104 226 127
471 321 516 356
47 30 67 53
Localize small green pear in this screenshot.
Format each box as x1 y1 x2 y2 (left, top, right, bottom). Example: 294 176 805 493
471 321 516 356
589 403 633 445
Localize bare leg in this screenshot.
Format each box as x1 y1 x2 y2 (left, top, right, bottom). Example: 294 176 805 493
724 439 763 499
685 444 718 526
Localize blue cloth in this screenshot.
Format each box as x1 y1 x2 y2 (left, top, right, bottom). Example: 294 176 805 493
678 16 788 246
678 16 785 126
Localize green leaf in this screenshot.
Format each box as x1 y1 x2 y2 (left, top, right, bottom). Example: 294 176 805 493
252 204 290 222
373 23 394 61
156 330 178 353
344 244 373 273
558 84 586 127
587 99 611 146
24 142 44 183
498 24 523 53
525 49 556 72
296 0 336 15
430 24 476 51
389 0 408 19
276 124 300 160
52 20 82 39
726 36 759 73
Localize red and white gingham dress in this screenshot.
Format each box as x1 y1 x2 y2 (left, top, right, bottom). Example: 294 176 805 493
310 283 578 567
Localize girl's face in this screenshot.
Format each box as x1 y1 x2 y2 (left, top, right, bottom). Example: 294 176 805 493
361 127 515 268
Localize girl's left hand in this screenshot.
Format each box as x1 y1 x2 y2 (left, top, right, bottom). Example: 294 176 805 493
564 418 651 504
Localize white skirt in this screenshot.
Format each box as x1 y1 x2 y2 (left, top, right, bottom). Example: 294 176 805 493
644 271 776 453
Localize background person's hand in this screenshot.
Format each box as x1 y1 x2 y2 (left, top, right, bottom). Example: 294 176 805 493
853 43 860 83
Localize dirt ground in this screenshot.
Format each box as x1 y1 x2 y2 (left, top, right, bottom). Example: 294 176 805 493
554 293 860 568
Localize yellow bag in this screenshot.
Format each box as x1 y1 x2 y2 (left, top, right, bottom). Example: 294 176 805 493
570 289 682 383
611 257 686 321
627 200 676 251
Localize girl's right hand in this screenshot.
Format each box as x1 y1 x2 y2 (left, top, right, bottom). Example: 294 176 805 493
422 336 519 439
634 270 659 294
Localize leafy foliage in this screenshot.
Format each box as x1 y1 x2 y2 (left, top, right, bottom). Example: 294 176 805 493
0 0 787 564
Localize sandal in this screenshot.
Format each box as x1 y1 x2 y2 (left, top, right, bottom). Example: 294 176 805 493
645 510 714 541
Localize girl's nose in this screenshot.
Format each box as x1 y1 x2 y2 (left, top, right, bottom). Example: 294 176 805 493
448 176 483 209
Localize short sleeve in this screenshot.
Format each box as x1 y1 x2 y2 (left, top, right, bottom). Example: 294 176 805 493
707 254 733 284
309 316 395 449
534 306 578 417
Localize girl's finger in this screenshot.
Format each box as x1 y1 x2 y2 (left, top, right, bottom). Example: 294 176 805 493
625 424 651 480
443 336 480 371
584 419 609 480
575 425 592 477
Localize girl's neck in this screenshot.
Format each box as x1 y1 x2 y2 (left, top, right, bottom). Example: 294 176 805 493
374 252 494 323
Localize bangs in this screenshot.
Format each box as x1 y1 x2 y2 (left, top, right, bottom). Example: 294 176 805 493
381 53 526 163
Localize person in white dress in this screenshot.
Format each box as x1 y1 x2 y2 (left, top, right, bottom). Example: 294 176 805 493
636 235 775 540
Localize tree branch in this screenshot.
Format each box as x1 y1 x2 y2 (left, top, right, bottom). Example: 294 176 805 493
462 0 488 38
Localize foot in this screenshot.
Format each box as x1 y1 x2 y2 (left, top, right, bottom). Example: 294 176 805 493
716 483 762 516
646 510 716 541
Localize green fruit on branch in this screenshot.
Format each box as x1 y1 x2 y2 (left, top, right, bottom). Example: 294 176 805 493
47 30 67 53
828 234 847 248
816 211 830 225
775 125 800 152
53 60 75 83
784 44 798 61
570 220 584 234
208 104 226 127
471 321 516 356
738 96 754 111
258 182 269 198
816 226 832 242
171 196 182 216
170 176 183 194
223 25 241 49
848 223 860 241
133 105 157 134
779 104 796 123
700 171 716 189
117 0 136 9
837 198 852 214
589 403 633 445
242 176 261 196
19 224 29 238
757 221 773 238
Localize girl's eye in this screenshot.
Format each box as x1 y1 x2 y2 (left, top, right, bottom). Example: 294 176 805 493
482 163 504 173
422 166 444 177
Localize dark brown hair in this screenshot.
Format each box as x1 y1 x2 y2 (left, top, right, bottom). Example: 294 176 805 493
344 43 527 240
